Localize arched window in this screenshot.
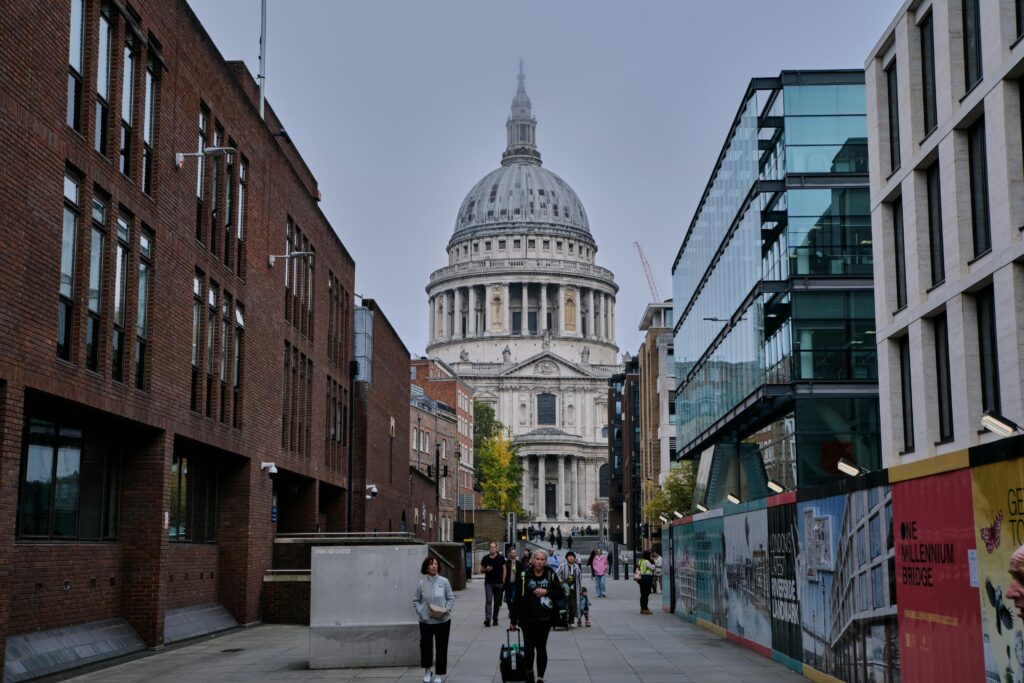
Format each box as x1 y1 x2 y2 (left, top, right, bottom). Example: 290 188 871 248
537 393 556 425
599 464 610 497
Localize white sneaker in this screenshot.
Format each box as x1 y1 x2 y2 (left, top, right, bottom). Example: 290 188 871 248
433 676 444 683
423 670 432 683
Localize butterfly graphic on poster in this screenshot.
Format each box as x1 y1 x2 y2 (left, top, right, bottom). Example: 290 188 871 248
986 579 1014 635
981 510 1004 553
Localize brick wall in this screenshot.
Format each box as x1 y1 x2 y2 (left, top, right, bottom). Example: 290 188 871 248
261 578 309 624
166 544 220 609
353 301 410 533
0 0 359 663
8 544 122 634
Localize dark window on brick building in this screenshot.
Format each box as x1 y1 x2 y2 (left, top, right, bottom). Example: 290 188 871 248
86 193 107 371
141 53 157 193
135 227 152 389
67 0 84 131
111 213 130 382
17 417 119 540
191 272 202 411
95 5 112 156
209 125 223 257
169 453 217 543
219 293 230 423
233 303 244 427
59 173 80 361
537 393 556 425
120 35 135 176
195 105 209 242
235 158 247 276
206 282 218 417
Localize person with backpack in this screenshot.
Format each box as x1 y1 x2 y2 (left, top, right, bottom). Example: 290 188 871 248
636 550 656 615
510 549 565 683
413 556 455 683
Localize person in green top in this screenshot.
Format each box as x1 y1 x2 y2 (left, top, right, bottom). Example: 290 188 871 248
637 550 655 615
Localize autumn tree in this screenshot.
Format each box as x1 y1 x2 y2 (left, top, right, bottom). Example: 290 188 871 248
643 461 696 520
475 430 524 515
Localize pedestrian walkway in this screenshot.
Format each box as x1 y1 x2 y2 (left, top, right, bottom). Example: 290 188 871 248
64 574 802 682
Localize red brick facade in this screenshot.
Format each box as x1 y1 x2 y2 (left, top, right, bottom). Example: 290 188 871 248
0 0 378 669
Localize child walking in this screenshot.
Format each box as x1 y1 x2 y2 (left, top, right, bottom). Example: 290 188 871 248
579 587 591 627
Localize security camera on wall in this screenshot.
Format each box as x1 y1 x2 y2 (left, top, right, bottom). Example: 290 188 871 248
365 484 378 500
260 462 278 476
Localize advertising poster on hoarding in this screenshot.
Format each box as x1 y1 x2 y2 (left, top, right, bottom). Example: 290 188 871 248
693 515 726 626
673 522 696 620
768 503 802 662
724 509 771 649
971 458 1024 682
796 486 899 681
892 469 982 681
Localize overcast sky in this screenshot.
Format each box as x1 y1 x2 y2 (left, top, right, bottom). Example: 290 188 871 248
190 0 902 356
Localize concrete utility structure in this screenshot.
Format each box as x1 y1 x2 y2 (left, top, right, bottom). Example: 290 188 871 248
425 65 620 527
865 0 1024 466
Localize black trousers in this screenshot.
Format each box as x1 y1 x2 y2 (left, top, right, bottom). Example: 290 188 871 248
640 579 652 610
522 620 553 677
419 620 451 675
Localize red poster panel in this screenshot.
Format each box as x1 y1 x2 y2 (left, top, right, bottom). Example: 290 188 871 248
893 469 983 681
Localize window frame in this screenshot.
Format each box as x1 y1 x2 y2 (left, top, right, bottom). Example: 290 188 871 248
892 197 907 310
933 312 954 442
962 0 983 92
925 162 945 286
898 335 914 453
920 11 938 135
976 285 1000 414
885 60 901 173
967 118 991 256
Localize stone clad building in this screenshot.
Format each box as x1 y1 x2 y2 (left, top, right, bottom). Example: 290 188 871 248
425 66 620 527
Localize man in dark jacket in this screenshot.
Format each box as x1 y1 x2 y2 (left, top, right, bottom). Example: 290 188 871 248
510 549 565 683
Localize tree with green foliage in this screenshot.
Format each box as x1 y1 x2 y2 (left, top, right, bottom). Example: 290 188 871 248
643 461 696 520
473 401 503 453
475 430 524 515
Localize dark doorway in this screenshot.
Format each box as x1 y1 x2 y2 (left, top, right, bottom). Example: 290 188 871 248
545 482 556 517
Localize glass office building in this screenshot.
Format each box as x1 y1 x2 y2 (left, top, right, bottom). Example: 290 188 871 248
672 71 879 505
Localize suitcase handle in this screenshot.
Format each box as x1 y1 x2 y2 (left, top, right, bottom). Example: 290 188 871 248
506 628 523 647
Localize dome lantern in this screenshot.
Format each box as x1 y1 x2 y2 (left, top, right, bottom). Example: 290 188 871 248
502 59 542 167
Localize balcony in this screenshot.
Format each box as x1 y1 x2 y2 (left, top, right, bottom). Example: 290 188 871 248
429 258 616 285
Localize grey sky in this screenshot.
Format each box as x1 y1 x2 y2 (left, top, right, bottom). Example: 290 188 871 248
189 0 901 355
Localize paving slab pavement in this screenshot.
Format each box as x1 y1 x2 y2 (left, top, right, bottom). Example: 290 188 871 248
62 571 804 682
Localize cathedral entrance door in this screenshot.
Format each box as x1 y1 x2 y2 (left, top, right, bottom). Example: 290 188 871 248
545 482 556 518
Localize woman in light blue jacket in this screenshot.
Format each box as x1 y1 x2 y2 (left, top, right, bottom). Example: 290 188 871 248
413 556 455 683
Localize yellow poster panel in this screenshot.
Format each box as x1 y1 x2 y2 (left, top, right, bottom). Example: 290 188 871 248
971 458 1024 682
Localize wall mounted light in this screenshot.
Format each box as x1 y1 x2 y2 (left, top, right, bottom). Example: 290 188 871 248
174 145 237 169
695 503 708 513
837 458 867 477
726 493 742 505
767 480 785 494
673 510 684 519
981 410 1021 438
658 514 669 524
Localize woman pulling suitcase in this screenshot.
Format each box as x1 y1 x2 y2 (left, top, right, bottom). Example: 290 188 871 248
509 548 564 683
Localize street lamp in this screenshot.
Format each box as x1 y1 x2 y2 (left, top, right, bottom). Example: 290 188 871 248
174 145 237 168
767 480 785 493
836 458 868 477
981 410 1021 437
267 250 315 268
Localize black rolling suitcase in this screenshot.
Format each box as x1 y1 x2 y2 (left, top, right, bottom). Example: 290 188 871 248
499 628 528 682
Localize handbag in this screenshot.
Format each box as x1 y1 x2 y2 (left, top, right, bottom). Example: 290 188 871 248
633 569 642 582
428 603 449 619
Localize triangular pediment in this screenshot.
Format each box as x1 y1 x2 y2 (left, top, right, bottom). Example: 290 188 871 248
499 351 597 379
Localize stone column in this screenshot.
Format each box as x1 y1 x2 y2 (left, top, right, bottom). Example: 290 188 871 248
537 455 546 520
575 289 583 337
602 294 610 340
540 284 548 333
569 456 577 519
575 456 582 519
557 285 565 334
596 294 604 341
557 454 566 520
453 287 463 339
521 282 529 335
610 297 615 343
522 456 531 513
442 290 451 339
502 283 511 335
468 286 477 337
588 289 595 340
428 296 435 341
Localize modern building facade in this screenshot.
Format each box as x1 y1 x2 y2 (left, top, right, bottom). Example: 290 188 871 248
0 0 379 678
637 302 675 549
866 0 1024 465
425 66 620 528
411 357 478 515
607 356 640 548
672 71 880 507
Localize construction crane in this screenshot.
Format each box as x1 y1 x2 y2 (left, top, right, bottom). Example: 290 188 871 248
634 242 662 301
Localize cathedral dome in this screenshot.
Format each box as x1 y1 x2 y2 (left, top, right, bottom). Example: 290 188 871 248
452 63 590 239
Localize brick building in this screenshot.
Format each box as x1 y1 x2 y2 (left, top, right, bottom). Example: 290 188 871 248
411 357 478 516
636 302 674 551
409 386 456 541
606 355 640 548
0 0 367 678
350 301 412 535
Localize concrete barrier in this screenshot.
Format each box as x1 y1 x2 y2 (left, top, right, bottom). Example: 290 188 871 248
309 545 424 669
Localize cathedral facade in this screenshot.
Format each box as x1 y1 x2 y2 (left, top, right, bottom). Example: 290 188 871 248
426 66 620 526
